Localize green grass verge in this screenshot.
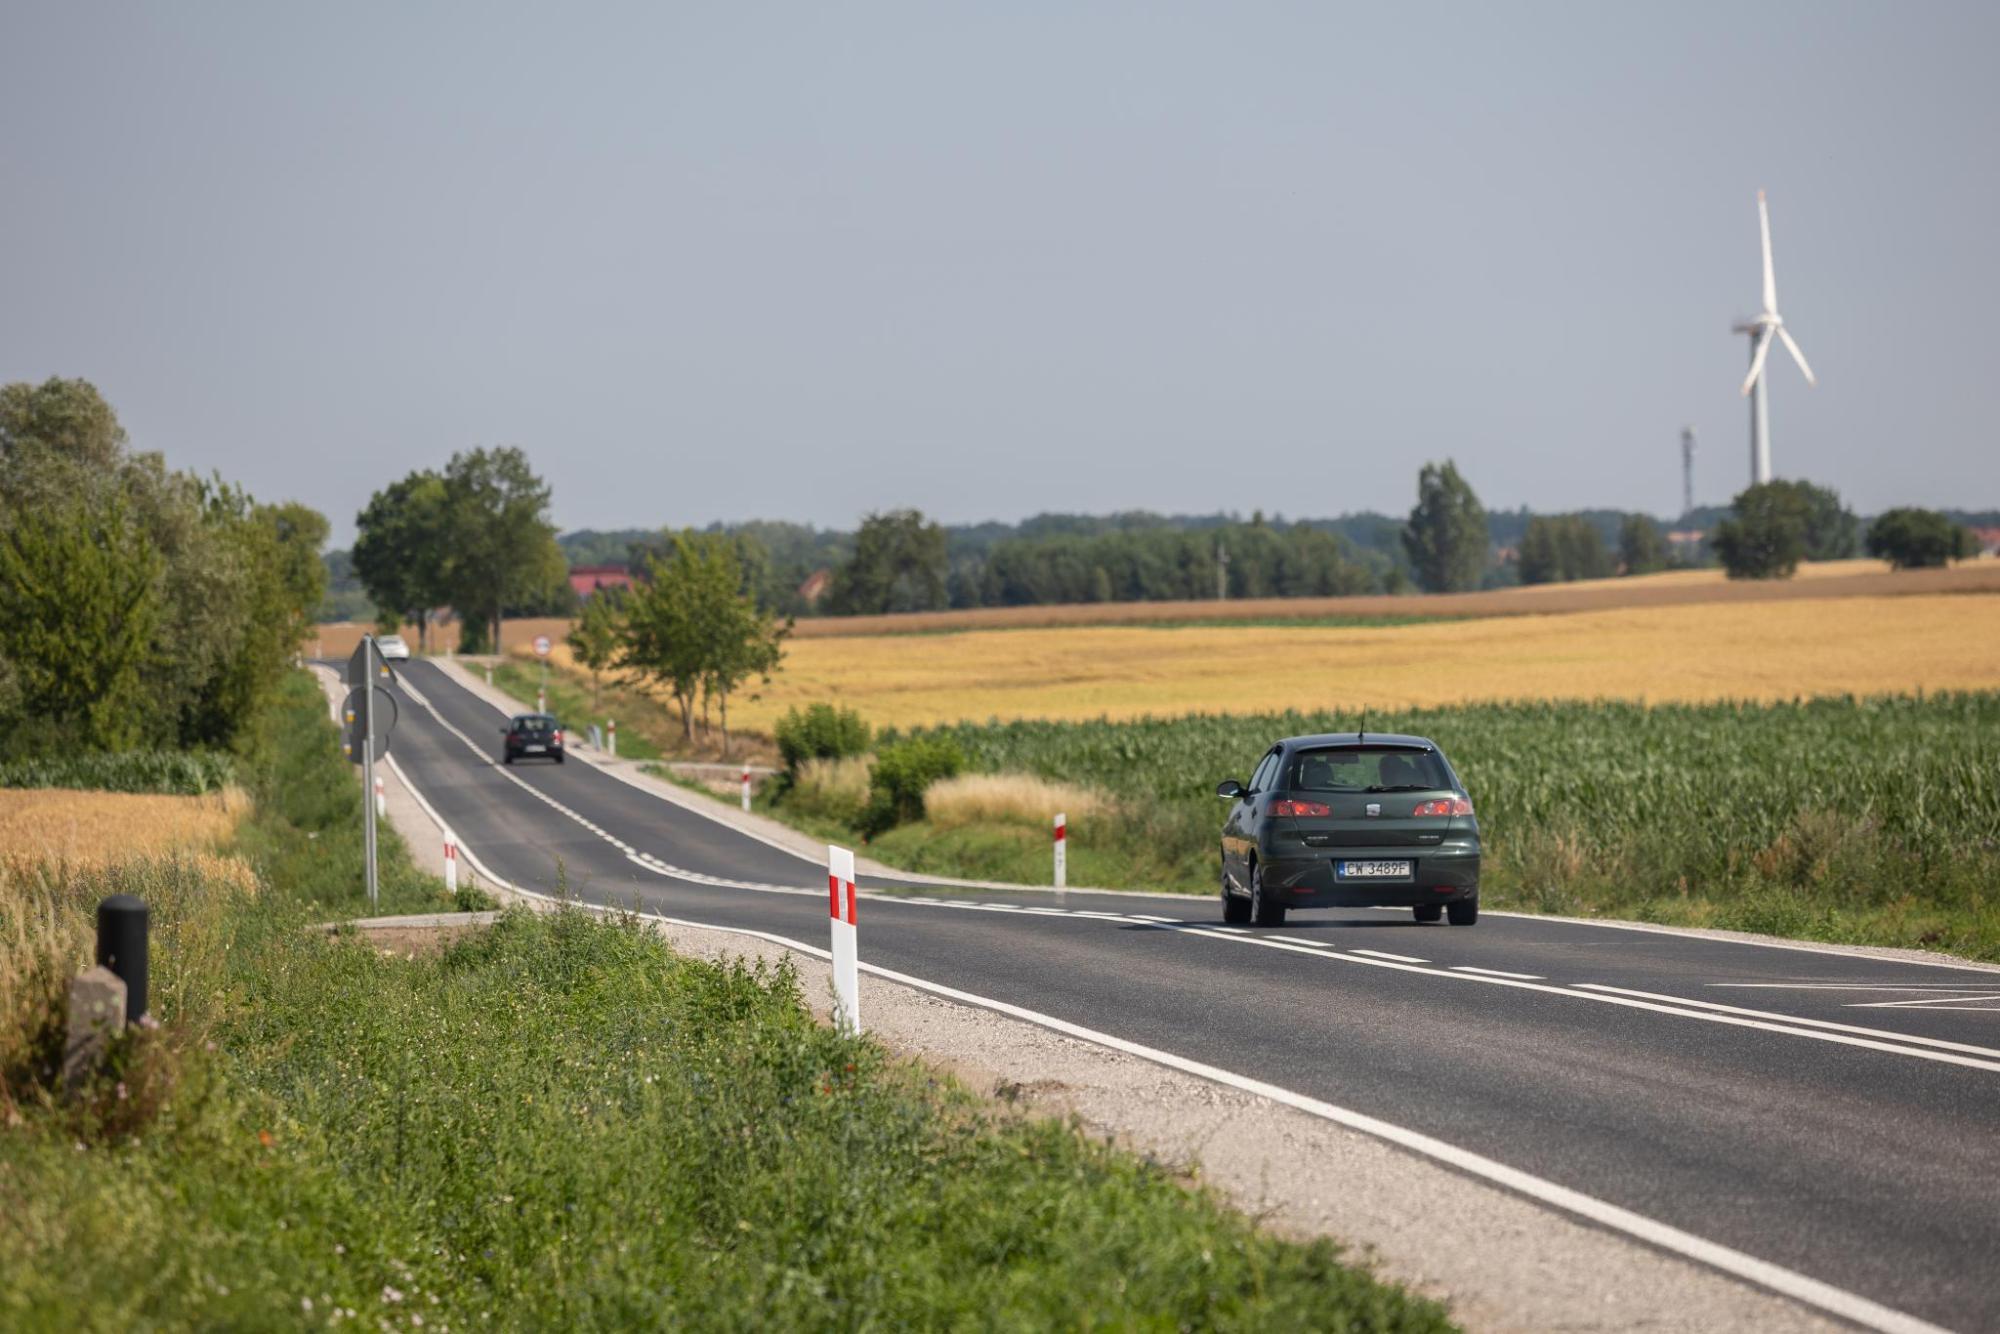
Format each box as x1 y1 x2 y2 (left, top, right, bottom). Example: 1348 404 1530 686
0 673 1450 1330
757 694 2000 960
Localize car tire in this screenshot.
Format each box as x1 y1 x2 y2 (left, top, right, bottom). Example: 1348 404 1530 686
555 753 565 764
502 754 513 766
1249 862 1285 927
1413 903 1443 923
1447 899 1478 926
1221 860 1251 924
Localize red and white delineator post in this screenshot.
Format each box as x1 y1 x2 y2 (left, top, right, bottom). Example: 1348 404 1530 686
828 845 861 1035
1053 811 1067 895
607 718 617 757
442 828 459 895
375 775 387 818
741 765 752 813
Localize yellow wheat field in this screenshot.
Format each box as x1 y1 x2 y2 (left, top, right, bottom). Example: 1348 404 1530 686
0 788 252 881
553 593 2000 733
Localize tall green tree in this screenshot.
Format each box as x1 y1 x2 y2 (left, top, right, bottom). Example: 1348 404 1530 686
1866 508 1974 570
567 588 626 710
827 509 949 614
352 470 452 649
1711 481 1811 579
0 494 162 752
1618 515 1670 575
1401 461 1488 593
1794 481 1859 561
440 447 566 653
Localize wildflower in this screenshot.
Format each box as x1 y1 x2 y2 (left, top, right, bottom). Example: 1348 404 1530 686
258 1129 274 1147
301 1297 314 1313
382 1285 404 1304
115 1082 129 1102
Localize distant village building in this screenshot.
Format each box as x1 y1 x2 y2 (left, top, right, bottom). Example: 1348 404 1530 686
1970 526 2000 558
797 568 833 607
568 564 634 600
1666 529 1705 550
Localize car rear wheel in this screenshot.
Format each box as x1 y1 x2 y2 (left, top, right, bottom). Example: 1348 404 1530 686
555 753 565 764
1221 859 1251 924
1413 903 1443 923
1249 862 1285 927
1447 899 1478 926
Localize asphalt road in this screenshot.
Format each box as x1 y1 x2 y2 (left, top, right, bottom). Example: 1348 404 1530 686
374 659 1999 1332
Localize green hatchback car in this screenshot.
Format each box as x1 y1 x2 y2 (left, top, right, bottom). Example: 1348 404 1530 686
1217 733 1481 927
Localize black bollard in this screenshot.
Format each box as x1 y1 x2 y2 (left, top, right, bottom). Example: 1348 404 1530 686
95 895 149 1023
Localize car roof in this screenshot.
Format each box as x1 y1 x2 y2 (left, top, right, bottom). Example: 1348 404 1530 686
510 713 557 723
1277 732 1436 751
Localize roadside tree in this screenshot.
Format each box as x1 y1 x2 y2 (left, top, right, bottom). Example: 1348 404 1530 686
1401 461 1488 592
441 447 567 653
353 470 452 649
1866 508 1974 570
568 588 627 710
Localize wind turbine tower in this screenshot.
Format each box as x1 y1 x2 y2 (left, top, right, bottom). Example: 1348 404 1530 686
1732 190 1817 485
1681 427 1696 517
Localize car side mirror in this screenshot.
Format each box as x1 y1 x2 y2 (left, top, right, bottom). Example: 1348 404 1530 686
1216 779 1245 800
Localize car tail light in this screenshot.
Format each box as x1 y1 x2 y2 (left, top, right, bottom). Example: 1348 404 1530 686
1412 796 1474 817
552 730 563 744
1271 799 1332 817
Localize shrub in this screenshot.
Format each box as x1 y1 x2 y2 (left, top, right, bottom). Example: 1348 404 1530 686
773 702 872 775
1866 507 1974 571
862 734 964 836
0 749 235 795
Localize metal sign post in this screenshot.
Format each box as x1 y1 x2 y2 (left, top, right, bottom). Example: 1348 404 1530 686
345 636 401 912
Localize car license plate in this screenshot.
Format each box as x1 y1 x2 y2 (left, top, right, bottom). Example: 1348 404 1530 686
525 744 545 753
1339 860 1412 879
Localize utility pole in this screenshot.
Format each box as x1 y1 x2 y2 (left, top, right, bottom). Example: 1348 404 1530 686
1215 541 1230 601
1681 426 1697 518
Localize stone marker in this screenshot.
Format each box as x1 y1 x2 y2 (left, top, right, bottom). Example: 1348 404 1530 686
62 966 128 1098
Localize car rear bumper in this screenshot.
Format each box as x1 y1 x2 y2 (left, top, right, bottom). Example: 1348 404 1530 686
1259 845 1479 907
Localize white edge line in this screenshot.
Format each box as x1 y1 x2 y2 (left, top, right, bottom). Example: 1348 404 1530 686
1575 984 2000 1060
1452 965 1544 981
1353 949 1429 964
377 737 1948 1334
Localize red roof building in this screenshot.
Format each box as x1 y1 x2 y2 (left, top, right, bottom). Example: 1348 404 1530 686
568 564 634 599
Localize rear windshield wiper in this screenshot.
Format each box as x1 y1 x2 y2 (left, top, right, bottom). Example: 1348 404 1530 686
1366 784 1434 792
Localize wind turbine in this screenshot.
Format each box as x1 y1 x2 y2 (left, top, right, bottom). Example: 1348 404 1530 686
1732 190 1817 485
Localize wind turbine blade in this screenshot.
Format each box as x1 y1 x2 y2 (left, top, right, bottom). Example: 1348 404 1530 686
1739 327 1773 396
1759 190 1777 313
1777 326 1817 386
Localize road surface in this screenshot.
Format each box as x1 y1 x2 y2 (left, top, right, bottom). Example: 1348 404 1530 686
374 659 2000 1333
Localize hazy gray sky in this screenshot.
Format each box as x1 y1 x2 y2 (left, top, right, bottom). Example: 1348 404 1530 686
4 3 1997 544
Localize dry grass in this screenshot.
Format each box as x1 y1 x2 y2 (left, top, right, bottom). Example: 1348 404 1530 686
923 773 1117 830
0 790 255 1108
701 593 2000 732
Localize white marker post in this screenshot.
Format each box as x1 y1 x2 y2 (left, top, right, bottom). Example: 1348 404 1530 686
1053 812 1067 896
607 718 617 757
375 775 387 819
741 765 752 813
828 845 860 1035
442 829 459 896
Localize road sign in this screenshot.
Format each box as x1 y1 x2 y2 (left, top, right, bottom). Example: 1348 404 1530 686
533 634 552 657
340 685 398 764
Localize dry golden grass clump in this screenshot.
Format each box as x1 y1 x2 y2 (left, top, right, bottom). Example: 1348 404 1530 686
923 773 1117 830
0 789 255 1110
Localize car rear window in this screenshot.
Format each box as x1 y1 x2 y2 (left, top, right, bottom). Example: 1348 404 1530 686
514 716 555 733
1288 747 1450 793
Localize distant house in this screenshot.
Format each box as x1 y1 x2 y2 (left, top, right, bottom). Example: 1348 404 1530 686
797 568 833 607
1666 529 1705 549
1970 527 2000 558
568 564 634 600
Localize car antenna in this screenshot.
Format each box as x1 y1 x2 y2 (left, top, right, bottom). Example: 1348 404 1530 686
1358 710 1365 744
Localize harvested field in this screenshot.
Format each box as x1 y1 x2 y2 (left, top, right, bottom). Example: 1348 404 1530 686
791 558 2000 638
578 593 2000 733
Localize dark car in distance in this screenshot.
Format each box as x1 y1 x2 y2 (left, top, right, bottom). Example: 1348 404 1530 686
501 713 565 764
1217 733 1480 927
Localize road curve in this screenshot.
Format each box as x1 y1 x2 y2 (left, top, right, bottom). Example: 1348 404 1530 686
375 659 2000 1332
